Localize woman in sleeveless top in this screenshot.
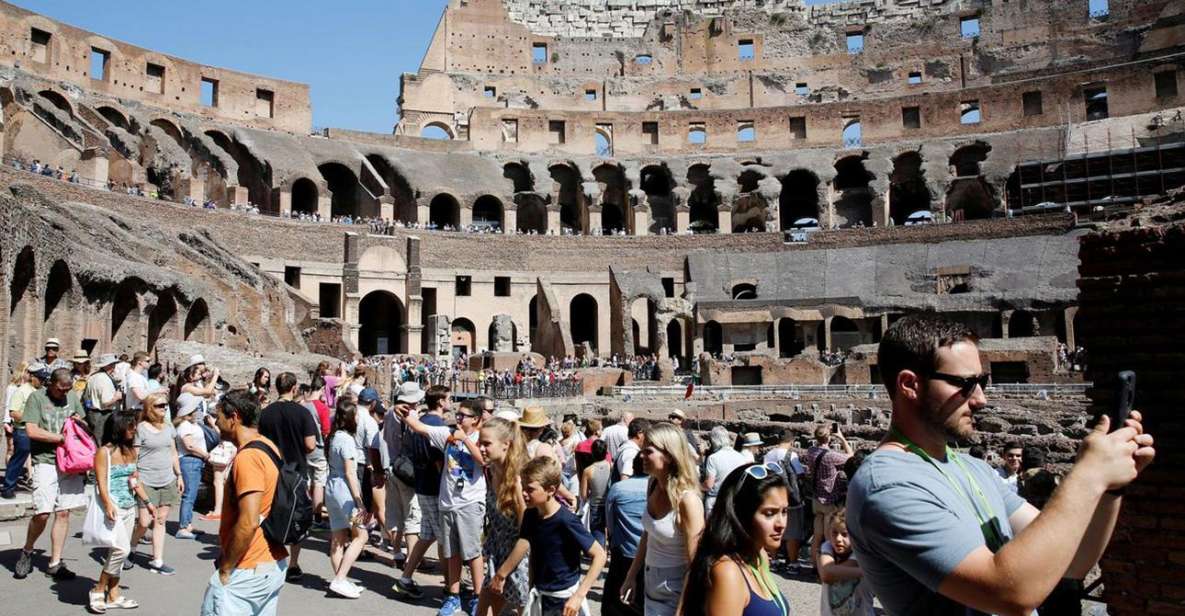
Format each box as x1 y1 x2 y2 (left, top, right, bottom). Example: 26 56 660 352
580 439 612 545
620 422 705 616
476 418 529 616
682 462 792 616
89 411 151 614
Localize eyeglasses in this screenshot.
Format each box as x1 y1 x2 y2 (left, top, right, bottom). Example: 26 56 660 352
456 412 478 420
930 372 991 397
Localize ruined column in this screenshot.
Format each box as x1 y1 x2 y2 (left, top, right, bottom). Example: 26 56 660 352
587 208 602 234
675 209 690 234
503 208 517 234
546 208 561 234
230 185 250 207
716 207 731 234
317 195 332 221
276 190 292 217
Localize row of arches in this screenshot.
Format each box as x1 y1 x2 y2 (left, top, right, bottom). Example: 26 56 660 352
7 246 213 365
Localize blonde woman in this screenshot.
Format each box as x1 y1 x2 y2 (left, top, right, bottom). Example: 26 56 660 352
620 421 705 616
475 417 530 616
4 362 28 465
127 392 182 575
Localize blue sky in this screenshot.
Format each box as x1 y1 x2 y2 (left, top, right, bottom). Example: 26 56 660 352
12 0 842 133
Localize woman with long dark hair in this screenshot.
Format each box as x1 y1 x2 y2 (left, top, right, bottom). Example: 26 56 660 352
88 411 151 613
682 462 791 616
324 398 370 598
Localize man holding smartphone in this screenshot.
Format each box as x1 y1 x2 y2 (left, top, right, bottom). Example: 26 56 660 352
803 421 853 567
847 314 1155 615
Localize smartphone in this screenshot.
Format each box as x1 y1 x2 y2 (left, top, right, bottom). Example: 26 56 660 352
831 421 839 432
1110 371 1136 432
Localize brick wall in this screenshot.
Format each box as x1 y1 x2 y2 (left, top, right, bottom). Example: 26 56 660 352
1078 209 1185 615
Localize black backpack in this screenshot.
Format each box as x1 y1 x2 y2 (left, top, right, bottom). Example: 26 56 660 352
243 441 313 546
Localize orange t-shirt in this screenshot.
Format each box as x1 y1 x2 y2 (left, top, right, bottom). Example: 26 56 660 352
219 437 288 569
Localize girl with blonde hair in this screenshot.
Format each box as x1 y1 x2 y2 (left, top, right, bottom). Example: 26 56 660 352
621 421 705 616
476 417 530 616
4 361 28 465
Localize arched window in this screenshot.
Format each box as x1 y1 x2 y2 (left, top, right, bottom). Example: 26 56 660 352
420 123 453 140
731 283 758 300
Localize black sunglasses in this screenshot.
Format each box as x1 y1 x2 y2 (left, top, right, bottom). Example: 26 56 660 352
930 372 991 397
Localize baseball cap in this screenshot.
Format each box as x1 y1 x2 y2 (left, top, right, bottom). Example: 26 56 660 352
27 360 50 380
358 387 381 404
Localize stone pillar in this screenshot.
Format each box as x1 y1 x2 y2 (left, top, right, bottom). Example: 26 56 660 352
503 208 516 234
230 185 249 207
460 206 474 228
277 190 292 217
1063 306 1078 350
427 315 452 359
379 196 394 221
79 150 109 188
821 183 836 229
717 208 731 234
588 209 602 234
1000 310 1012 339
823 317 833 352
771 317 780 356
317 195 332 220
417 204 430 225
547 209 561 234
675 209 689 234
633 210 650 236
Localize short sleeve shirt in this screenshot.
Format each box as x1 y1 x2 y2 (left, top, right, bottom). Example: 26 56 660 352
84 372 116 411
218 438 287 568
615 440 640 478
176 421 208 456
23 389 83 464
519 506 596 591
846 450 1028 616
8 383 35 427
425 426 486 511
123 370 149 410
259 400 318 473
328 430 357 480
135 422 178 487
804 445 851 504
705 448 748 497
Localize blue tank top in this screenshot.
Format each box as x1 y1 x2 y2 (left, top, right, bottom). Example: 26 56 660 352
109 463 137 509
741 562 789 616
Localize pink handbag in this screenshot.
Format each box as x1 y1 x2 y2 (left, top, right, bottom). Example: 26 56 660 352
56 416 97 475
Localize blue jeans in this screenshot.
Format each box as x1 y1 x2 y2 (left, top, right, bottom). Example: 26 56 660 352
179 456 205 528
3 428 30 493
201 559 287 616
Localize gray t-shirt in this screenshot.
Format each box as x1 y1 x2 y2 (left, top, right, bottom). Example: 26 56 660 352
135 422 177 488
846 449 1028 616
425 426 486 512
328 430 357 481
705 448 748 497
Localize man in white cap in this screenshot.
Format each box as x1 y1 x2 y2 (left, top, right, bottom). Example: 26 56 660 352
41 338 66 371
83 354 122 444
381 381 425 570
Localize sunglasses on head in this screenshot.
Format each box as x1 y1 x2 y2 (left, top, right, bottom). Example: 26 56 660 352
929 372 991 397
743 462 784 481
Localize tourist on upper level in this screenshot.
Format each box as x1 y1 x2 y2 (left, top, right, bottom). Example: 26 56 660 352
703 426 746 514
619 422 704 616
14 367 86 581
846 314 1155 615
803 423 852 566
682 461 791 616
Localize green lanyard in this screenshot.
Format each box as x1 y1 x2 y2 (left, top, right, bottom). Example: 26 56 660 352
746 555 789 616
889 428 997 526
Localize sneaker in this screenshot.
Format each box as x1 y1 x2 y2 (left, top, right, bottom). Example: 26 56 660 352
393 551 407 567
46 562 76 580
393 577 424 600
175 529 197 540
13 550 33 579
285 566 304 583
438 594 462 616
329 579 361 599
122 558 134 572
146 561 175 576
0 489 14 499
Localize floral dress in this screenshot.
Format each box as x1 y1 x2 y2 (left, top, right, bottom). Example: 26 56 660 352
484 482 528 610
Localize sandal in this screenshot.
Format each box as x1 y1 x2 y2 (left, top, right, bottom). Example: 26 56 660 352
88 591 108 614
106 596 139 609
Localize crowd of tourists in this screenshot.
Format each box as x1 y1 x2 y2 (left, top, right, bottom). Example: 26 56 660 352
1 313 1155 616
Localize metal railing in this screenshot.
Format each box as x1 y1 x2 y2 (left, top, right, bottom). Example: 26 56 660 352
606 382 1091 399
446 377 584 400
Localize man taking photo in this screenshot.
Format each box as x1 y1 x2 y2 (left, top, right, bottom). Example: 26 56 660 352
847 314 1155 615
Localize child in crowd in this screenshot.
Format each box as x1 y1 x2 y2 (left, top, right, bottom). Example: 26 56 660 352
399 398 488 616
491 457 606 616
475 417 530 616
817 509 875 616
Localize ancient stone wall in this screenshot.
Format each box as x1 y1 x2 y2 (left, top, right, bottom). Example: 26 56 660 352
1077 196 1185 615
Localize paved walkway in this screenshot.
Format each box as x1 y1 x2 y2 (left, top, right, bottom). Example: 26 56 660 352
0 510 827 616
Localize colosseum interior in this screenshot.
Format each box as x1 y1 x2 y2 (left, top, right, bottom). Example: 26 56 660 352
0 0 1182 611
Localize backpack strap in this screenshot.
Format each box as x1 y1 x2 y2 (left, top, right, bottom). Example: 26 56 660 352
243 440 282 470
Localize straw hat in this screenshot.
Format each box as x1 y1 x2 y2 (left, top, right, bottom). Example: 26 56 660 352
71 349 91 363
741 432 764 448
518 406 550 428
94 353 119 369
44 338 61 349
668 409 687 420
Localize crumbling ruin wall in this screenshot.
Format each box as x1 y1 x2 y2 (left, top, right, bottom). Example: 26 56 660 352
1077 196 1185 615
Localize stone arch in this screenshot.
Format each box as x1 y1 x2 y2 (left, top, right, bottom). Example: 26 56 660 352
472 195 504 230
150 118 184 145
829 316 861 352
429 193 460 228
946 178 996 221
703 320 723 356
641 164 676 233
889 151 932 225
778 318 804 357
43 259 73 341
687 163 719 233
593 163 629 234
96 105 130 130
833 155 875 228
366 154 416 223
628 297 657 355
549 163 584 233
183 298 211 343
358 290 405 356
732 193 768 233
570 293 599 352
146 291 178 351
110 278 144 353
515 193 548 233
528 295 539 348
8 247 37 362
779 169 821 230
504 162 534 193
950 142 991 177
451 317 476 355
318 162 374 219
38 89 74 116
421 122 454 140
206 130 272 208
731 283 758 300
738 168 764 193
1009 310 1036 338
291 177 318 215
667 318 686 362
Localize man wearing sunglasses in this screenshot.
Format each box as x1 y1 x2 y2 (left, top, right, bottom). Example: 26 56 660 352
846 314 1155 616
